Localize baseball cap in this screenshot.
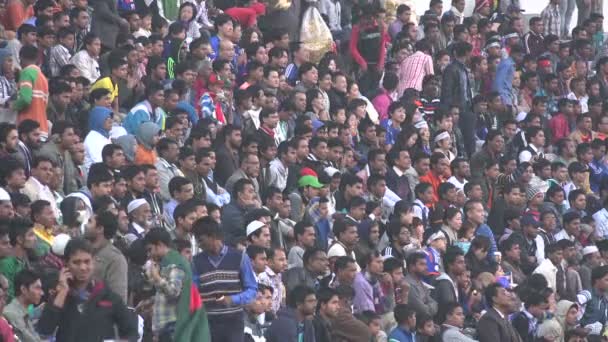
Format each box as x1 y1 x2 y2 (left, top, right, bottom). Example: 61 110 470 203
520 214 541 228
298 175 324 189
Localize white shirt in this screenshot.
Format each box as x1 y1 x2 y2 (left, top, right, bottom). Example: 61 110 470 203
70 50 100 83
83 130 111 173
533 258 558 291
593 208 608 239
22 176 59 218
447 176 468 191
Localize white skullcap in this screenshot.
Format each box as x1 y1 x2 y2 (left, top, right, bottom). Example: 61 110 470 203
0 187 9 201
51 234 71 256
583 245 599 256
246 220 266 236
516 112 527 122
324 166 341 178
127 199 148 214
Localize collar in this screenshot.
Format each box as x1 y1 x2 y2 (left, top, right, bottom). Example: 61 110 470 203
132 222 145 235
261 126 275 137
392 166 405 177
493 307 506 319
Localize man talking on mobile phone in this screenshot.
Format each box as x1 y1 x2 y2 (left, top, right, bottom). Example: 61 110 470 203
37 238 138 341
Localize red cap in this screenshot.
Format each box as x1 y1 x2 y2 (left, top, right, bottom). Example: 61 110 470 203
300 167 318 178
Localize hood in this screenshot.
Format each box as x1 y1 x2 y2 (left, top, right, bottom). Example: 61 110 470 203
0 48 11 76
113 134 137 162
136 122 161 150
89 106 113 138
555 299 576 329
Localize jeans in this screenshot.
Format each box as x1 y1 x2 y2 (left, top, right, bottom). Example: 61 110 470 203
158 322 176 342
560 0 576 37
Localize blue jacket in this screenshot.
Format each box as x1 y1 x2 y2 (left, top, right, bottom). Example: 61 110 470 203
388 326 416 342
493 57 515 106
475 223 497 262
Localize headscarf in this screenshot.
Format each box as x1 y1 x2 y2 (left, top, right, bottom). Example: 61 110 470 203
0 48 11 76
114 134 137 163
88 106 113 138
136 122 161 150
555 300 577 330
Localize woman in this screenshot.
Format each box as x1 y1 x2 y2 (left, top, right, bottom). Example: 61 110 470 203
84 106 113 171
441 207 462 245
354 218 381 264
241 27 262 46
114 134 137 164
416 123 432 155
305 88 325 121
346 81 380 125
178 2 202 41
60 194 93 237
134 122 161 165
538 300 578 342
433 129 456 162
318 52 339 74
394 126 419 151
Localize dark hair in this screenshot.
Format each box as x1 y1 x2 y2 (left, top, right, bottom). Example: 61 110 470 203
168 176 191 198
246 244 266 260
406 252 426 270
287 285 315 308
443 245 464 273
14 269 40 297
96 210 119 240
484 282 504 307
303 247 324 266
192 216 222 239
592 265 608 285
394 304 416 324
64 238 93 261
334 256 356 271
144 227 172 247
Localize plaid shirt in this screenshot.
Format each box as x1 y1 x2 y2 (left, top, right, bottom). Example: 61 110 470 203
397 51 434 94
151 264 186 333
48 44 72 77
541 4 561 38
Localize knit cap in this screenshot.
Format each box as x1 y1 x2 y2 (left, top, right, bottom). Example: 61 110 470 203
526 186 542 202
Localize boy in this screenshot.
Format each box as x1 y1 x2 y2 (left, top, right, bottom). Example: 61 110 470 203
388 304 417 342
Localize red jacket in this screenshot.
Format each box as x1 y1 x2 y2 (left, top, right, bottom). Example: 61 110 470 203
349 22 390 70
549 113 570 144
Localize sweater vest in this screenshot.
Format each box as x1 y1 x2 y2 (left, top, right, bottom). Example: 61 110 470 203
193 247 243 319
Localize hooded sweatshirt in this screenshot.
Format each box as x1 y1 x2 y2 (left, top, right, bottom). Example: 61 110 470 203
84 106 113 171
114 134 137 163
135 122 160 165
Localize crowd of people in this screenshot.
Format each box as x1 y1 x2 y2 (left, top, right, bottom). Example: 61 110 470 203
0 0 606 340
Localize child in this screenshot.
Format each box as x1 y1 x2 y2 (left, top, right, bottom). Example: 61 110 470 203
388 304 417 342
415 313 437 342
455 222 475 253
356 310 386 342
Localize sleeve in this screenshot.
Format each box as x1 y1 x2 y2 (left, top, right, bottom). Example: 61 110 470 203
407 285 434 317
106 254 129 304
93 0 124 25
157 165 172 202
71 53 93 83
377 29 390 70
112 294 139 339
440 68 456 110
36 302 63 336
519 150 532 163
156 266 185 299
231 254 258 305
349 25 366 68
477 318 502 342
5 2 25 31
5 308 40 342
13 67 37 112
352 281 374 313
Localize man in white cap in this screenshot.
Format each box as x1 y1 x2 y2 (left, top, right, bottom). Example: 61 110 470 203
0 188 14 220
125 198 152 242
580 245 603 291
246 220 271 249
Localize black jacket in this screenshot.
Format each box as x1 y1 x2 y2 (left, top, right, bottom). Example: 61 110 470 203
37 281 138 342
265 308 316 342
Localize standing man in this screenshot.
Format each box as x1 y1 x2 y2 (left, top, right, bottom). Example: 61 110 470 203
192 216 257 342
85 210 128 303
144 228 210 341
441 42 474 156
14 46 49 140
37 239 138 341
